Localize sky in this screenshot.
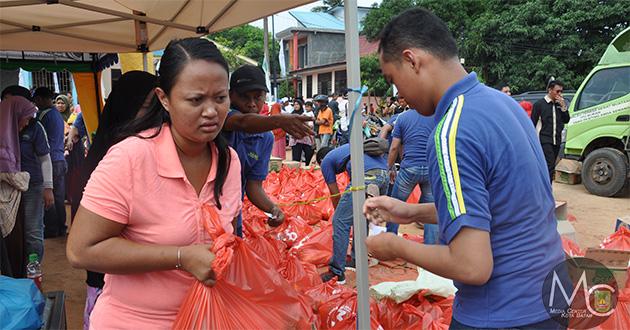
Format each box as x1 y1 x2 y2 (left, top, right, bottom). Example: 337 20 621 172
249 0 381 33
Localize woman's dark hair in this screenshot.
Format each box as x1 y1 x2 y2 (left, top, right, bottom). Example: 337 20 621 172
113 38 231 208
292 99 304 115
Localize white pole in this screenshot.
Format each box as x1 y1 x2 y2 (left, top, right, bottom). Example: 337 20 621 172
142 52 148 72
344 0 370 328
263 17 272 100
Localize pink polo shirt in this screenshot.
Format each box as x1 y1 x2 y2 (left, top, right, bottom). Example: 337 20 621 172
81 124 242 329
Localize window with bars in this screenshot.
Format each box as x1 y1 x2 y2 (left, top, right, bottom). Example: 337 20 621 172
31 70 72 93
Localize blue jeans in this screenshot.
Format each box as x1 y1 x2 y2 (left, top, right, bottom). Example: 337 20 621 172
320 134 332 148
22 182 44 262
390 166 438 244
329 170 388 276
44 160 67 237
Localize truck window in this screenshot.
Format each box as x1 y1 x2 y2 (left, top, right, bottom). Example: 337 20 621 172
577 66 630 111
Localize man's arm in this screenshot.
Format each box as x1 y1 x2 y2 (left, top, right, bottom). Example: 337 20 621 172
366 227 493 285
378 124 393 139
560 106 570 123
224 112 314 138
364 196 437 225
531 102 541 127
387 138 402 169
326 182 341 209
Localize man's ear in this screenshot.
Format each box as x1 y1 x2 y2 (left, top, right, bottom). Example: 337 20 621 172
155 87 169 112
401 49 417 71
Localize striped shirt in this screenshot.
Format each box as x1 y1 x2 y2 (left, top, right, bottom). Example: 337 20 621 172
427 72 564 328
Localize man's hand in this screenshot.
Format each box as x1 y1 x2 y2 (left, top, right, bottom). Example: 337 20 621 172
278 114 314 139
267 205 285 227
366 233 401 261
43 188 54 209
555 96 567 111
364 196 438 225
389 169 397 183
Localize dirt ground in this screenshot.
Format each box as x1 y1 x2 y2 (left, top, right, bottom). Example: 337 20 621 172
41 181 629 329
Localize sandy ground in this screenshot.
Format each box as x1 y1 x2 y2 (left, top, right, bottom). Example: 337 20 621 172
41 181 629 329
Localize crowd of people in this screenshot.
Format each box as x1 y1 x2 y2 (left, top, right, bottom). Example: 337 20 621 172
0 6 575 330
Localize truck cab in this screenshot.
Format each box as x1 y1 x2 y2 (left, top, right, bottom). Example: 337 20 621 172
564 27 630 197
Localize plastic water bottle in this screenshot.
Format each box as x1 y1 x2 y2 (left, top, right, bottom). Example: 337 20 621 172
26 253 43 291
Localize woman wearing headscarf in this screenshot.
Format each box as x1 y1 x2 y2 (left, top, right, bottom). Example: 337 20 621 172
74 70 157 330
0 86 39 277
55 94 72 124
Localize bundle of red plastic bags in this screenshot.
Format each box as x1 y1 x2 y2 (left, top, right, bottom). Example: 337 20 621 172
600 227 630 251
561 236 585 257
173 205 312 329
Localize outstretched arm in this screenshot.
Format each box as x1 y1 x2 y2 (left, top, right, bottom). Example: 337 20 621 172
224 112 314 138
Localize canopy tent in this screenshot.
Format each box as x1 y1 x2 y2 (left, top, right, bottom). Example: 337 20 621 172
0 0 314 53
0 0 371 327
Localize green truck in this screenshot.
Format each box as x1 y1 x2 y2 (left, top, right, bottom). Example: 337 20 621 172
564 27 630 197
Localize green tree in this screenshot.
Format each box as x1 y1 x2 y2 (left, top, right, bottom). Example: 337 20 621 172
360 0 629 92
312 0 344 13
360 54 390 96
277 79 296 98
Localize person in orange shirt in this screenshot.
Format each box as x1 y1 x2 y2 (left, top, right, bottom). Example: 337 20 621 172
314 95 334 148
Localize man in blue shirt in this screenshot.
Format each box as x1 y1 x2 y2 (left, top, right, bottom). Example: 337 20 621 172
387 110 436 241
317 138 389 284
33 87 67 238
223 65 314 237
364 8 565 329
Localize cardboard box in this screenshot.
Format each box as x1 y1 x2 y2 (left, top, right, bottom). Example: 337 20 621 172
584 248 630 289
555 159 582 185
268 157 283 172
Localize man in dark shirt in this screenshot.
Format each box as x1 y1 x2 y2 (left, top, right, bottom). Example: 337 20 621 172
33 87 67 237
531 80 570 183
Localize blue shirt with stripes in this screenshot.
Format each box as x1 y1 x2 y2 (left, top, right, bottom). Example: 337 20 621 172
321 144 387 184
427 72 564 328
392 109 434 169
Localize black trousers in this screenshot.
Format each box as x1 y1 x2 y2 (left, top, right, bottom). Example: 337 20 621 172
542 143 561 183
292 143 314 165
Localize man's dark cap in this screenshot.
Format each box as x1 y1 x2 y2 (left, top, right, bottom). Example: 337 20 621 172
230 65 269 94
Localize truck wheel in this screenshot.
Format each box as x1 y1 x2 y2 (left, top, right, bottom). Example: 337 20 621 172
582 147 628 197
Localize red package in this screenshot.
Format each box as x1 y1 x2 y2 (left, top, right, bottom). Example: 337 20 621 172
278 251 322 292
599 288 630 330
243 221 283 267
269 215 313 248
600 227 630 251
561 236 585 257
173 205 311 329
303 279 353 313
406 185 421 203
291 223 334 267
318 291 382 330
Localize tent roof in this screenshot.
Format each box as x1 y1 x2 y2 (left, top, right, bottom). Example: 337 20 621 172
0 0 315 53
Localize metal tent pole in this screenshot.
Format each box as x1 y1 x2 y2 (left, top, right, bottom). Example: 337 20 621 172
344 0 370 328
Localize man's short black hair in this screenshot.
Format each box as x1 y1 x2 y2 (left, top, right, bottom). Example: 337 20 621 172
316 146 334 165
32 87 54 100
378 8 458 62
547 80 564 90
1 85 32 101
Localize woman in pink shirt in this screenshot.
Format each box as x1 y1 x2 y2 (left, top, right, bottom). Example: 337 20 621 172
66 38 242 329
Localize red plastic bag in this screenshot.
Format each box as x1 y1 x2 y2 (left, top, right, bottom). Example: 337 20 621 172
402 233 424 244
243 221 283 267
303 279 353 313
291 223 334 267
173 205 311 329
278 251 322 292
318 291 382 330
600 227 630 251
406 185 421 203
599 288 630 330
269 215 313 248
561 236 585 257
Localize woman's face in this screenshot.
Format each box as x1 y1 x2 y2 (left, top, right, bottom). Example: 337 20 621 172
18 115 31 132
156 60 229 145
56 99 67 112
293 102 301 111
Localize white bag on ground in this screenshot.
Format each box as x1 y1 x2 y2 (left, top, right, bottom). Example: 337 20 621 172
370 267 457 303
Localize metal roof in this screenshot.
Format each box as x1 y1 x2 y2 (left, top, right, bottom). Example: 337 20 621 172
288 11 345 30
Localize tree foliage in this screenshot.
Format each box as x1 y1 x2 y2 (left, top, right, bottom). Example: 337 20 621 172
361 0 630 92
208 25 280 75
312 0 344 13
360 54 391 96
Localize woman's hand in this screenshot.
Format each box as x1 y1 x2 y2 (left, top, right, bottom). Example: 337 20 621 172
180 244 216 286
